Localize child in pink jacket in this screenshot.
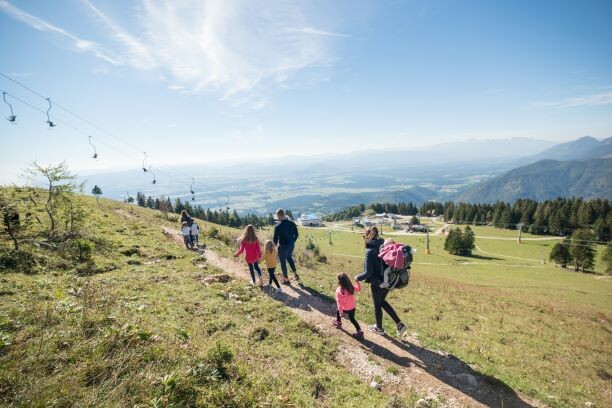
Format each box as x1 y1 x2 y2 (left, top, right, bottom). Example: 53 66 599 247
234 225 263 286
333 273 363 338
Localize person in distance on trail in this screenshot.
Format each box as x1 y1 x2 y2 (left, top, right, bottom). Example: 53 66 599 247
180 210 192 224
355 226 407 336
181 221 193 249
190 220 200 247
234 224 264 286
273 208 300 284
333 273 364 339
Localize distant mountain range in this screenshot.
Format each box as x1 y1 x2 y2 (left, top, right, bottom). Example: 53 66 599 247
526 136 612 162
74 136 611 212
455 137 612 203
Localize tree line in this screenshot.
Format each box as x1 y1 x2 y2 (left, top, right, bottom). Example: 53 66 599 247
326 198 610 241
129 192 293 228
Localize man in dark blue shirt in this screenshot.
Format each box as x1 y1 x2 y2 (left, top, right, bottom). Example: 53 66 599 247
273 208 300 283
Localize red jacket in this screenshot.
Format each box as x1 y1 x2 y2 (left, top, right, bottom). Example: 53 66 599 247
235 239 262 264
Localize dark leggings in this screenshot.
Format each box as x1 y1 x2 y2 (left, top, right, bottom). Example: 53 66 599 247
337 308 361 332
267 267 281 288
371 284 401 329
247 262 263 283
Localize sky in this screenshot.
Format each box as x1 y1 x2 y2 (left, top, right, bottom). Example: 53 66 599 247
1 0 611 184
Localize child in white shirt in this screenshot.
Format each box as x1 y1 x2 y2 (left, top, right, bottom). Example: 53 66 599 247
190 221 199 246
181 222 192 249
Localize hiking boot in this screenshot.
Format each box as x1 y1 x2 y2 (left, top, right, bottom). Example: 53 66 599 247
332 319 342 329
396 322 407 336
368 325 385 335
353 330 364 339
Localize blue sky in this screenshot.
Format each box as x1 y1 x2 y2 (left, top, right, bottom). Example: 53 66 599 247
1 0 611 183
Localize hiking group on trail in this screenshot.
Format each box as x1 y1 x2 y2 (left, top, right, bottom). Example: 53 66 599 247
180 210 200 249
179 209 408 339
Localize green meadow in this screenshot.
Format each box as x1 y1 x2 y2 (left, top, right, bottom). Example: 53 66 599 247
1 194 610 408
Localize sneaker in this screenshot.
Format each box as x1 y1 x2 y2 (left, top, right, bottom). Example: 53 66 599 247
332 319 342 329
368 325 385 335
276 286 283 293
294 274 300 282
257 277 264 287
379 282 389 288
396 322 407 336
282 278 291 285
353 330 364 339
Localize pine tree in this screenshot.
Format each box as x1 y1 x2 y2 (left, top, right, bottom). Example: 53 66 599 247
603 242 612 275
549 242 572 268
462 226 475 256
569 229 595 272
136 192 146 207
444 228 462 255
91 185 102 202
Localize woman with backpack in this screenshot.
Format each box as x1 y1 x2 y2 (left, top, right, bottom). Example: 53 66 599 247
355 226 407 336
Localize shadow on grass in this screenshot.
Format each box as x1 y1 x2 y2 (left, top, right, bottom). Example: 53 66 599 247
262 282 535 408
469 254 504 261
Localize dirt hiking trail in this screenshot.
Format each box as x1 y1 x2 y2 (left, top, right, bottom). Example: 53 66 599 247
162 227 541 408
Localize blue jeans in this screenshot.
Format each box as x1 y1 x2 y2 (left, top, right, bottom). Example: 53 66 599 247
278 242 297 279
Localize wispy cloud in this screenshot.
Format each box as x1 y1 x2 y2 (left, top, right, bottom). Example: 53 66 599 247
529 90 612 109
285 27 349 38
1 0 343 108
0 0 121 65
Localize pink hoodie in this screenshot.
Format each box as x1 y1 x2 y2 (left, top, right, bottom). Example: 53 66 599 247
234 240 262 264
335 281 361 313
379 243 405 269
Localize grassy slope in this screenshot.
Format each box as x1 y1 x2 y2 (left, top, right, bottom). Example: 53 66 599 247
0 197 398 407
213 222 611 408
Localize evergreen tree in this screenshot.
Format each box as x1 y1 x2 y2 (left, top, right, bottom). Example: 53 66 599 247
569 229 595 272
136 192 146 207
603 242 612 275
461 226 475 256
444 228 462 255
91 185 102 202
549 241 572 268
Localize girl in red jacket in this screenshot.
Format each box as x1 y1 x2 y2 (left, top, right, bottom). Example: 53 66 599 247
234 224 263 286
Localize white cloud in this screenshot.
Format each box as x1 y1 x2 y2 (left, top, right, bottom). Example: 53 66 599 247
2 0 344 107
529 90 612 109
0 0 121 65
286 27 349 38
82 0 342 107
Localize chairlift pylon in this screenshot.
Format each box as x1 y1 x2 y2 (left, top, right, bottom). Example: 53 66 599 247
2 92 16 123
45 98 56 128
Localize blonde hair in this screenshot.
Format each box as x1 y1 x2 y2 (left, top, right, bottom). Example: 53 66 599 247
240 224 258 243
383 238 396 246
264 240 275 253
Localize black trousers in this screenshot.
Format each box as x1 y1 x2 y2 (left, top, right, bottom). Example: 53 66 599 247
267 267 281 288
247 262 263 283
371 283 401 329
337 308 361 331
